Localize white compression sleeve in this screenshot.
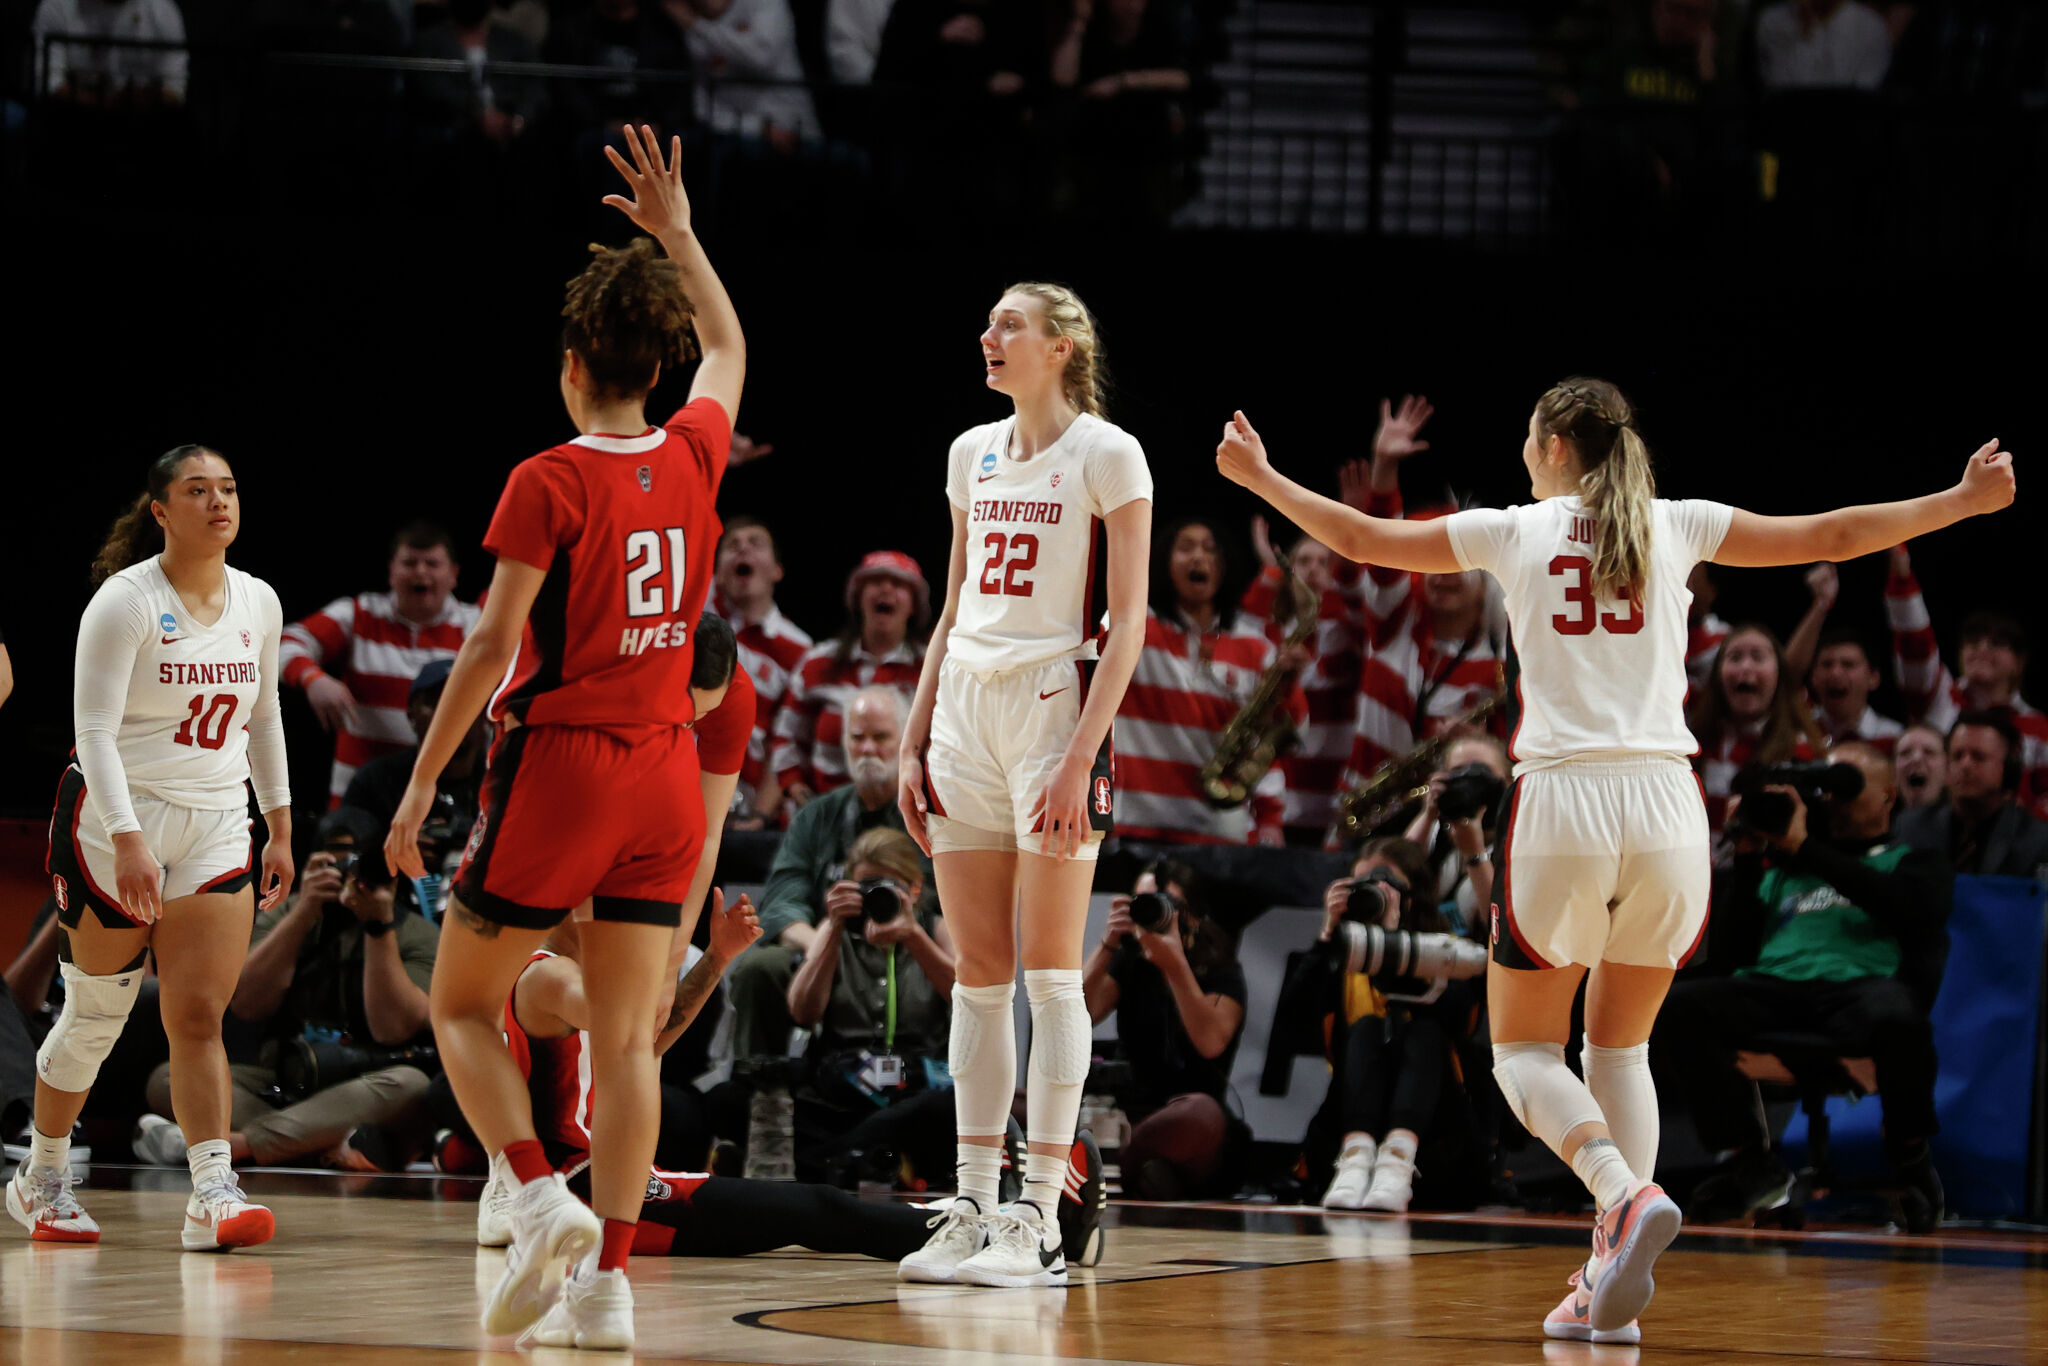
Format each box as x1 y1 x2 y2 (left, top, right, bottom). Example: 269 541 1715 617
1582 1041 1659 1181
244 579 291 813
72 576 151 836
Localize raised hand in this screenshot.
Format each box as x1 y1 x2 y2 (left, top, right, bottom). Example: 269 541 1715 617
1215 410 1271 489
1805 561 1838 611
709 890 762 963
602 124 693 240
1250 515 1279 570
1336 457 1373 509
1956 439 2016 516
1373 395 1434 463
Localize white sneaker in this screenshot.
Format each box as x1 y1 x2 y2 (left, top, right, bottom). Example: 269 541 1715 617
1322 1136 1376 1210
1360 1147 1416 1213
183 1174 275 1251
481 1172 601 1338
7 1164 100 1243
954 1202 1067 1288
476 1165 514 1247
898 1197 990 1283
133 1115 188 1167
523 1263 634 1351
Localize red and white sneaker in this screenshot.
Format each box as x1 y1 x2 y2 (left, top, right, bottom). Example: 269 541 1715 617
183 1175 275 1251
1585 1181 1681 1333
7 1164 100 1243
1544 1266 1642 1344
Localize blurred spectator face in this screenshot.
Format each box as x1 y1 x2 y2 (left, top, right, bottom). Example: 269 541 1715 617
859 578 914 635
1423 568 1484 622
1946 724 2014 806
1686 562 1718 626
1894 725 1947 808
1445 735 1510 782
1652 0 1719 48
716 523 783 603
1827 744 1896 837
844 694 903 795
1959 631 2023 694
1169 524 1220 610
390 543 458 621
1717 629 1778 723
980 293 1068 404
1810 642 1879 721
1287 538 1334 596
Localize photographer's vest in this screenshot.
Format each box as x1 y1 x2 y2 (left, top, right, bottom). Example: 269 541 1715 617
1744 842 1909 984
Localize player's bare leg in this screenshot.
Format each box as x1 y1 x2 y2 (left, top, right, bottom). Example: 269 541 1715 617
153 888 273 1250
902 849 1016 1283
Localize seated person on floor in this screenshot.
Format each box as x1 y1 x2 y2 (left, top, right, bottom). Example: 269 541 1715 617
1656 742 1950 1232
1083 860 1249 1201
483 891 1103 1262
785 826 958 1187
1307 837 1489 1212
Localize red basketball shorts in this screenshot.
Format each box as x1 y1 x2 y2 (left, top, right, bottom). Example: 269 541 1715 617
456 723 704 929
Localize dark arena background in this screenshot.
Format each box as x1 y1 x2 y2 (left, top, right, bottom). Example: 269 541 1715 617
3 3 2047 1363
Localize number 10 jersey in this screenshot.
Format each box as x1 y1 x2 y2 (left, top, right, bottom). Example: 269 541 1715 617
943 413 1153 675
1443 496 1733 769
485 398 731 733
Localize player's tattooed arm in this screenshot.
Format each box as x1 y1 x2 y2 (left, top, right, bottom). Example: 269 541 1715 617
657 957 721 1051
451 900 503 940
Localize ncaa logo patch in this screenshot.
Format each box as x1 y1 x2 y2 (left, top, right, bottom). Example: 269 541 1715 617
1092 776 1112 816
52 875 67 912
980 452 998 476
159 612 178 636
636 465 653 492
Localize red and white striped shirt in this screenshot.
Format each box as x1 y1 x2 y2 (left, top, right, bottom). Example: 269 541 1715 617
1236 566 1361 838
1688 612 1730 700
770 637 924 796
1887 567 2048 817
1113 608 1303 845
711 593 813 808
1694 721 1818 832
279 591 482 803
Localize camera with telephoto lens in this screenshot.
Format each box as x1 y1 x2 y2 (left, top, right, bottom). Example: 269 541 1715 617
1343 867 1411 926
1331 922 1490 984
1127 889 1184 936
1437 762 1507 825
332 850 393 889
278 1035 438 1100
1728 761 1865 840
857 877 905 926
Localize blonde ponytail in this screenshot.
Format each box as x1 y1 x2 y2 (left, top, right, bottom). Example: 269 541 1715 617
1004 280 1109 418
1533 378 1656 604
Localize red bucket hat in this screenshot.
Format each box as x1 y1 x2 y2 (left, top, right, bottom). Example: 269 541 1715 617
845 550 931 629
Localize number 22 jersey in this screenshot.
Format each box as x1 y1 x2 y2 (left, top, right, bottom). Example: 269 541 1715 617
485 398 731 732
1442 496 1732 768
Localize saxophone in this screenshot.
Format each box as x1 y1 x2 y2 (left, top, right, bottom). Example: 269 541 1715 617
1330 684 1508 843
1200 569 1319 809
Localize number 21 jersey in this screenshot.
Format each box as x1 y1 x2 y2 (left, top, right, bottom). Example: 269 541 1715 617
485 398 731 732
1443 496 1732 767
943 413 1153 674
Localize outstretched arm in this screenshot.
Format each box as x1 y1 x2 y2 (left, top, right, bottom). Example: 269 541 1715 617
1217 411 1462 574
603 124 745 429
1715 441 2014 567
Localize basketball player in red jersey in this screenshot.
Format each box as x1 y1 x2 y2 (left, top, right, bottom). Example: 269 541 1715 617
385 126 743 1352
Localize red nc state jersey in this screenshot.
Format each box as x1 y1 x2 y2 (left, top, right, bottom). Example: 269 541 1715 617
485 400 730 732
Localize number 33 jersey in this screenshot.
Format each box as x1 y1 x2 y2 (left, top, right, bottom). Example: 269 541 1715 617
1443 497 1732 768
485 398 731 733
943 413 1153 675
72 558 288 834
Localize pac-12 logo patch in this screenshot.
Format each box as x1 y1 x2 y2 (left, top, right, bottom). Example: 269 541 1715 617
51 875 67 912
636 465 653 492
1092 776 1112 815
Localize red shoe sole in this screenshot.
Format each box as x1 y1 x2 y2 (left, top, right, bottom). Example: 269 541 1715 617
213 1209 276 1249
32 1225 100 1244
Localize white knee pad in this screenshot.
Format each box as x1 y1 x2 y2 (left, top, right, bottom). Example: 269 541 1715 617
1025 969 1088 1147
949 980 1018 1138
36 961 145 1094
1491 1041 1605 1154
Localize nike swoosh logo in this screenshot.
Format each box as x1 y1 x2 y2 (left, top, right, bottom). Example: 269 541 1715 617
1039 1241 1061 1268
1039 688 1068 700
161 636 179 645
977 472 999 482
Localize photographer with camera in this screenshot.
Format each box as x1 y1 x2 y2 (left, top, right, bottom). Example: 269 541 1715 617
1401 733 1510 936
1309 837 1489 1211
1656 742 1951 1230
133 807 439 1170
1894 712 2048 880
1083 860 1249 1200
339 657 484 919
783 827 958 1183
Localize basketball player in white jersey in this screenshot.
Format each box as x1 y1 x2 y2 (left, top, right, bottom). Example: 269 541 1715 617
895 282 1152 1287
9 445 294 1250
1219 379 2014 1342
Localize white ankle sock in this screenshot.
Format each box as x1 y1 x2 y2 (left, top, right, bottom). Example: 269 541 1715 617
955 1144 1003 1211
27 1126 69 1175
1571 1136 1638 1213
1020 1151 1067 1220
187 1138 232 1191
1582 1041 1659 1180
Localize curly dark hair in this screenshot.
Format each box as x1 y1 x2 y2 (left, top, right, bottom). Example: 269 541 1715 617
561 238 697 400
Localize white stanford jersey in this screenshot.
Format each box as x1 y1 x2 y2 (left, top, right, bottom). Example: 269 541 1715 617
1444 497 1733 769
72 556 289 835
944 413 1152 674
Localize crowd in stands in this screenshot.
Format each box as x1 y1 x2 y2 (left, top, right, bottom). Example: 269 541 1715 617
3 388 2039 1234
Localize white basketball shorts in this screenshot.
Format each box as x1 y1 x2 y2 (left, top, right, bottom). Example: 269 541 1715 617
923 655 1112 861
51 765 254 928
1490 755 1710 971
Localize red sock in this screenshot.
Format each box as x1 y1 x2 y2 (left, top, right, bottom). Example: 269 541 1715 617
598 1218 636 1273
501 1140 552 1187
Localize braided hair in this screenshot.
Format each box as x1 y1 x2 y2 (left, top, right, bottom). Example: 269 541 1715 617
1004 281 1109 418
561 238 697 400
1533 377 1656 605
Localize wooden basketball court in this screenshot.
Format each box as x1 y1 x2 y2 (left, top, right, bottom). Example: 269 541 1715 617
2 1167 2042 1364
